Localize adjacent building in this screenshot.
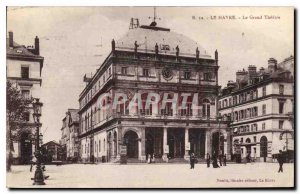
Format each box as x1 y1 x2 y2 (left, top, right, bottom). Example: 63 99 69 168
218 56 294 162
60 109 80 161
78 20 230 163
41 140 62 161
7 31 44 164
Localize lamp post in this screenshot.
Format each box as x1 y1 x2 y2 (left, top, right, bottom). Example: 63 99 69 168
32 98 45 185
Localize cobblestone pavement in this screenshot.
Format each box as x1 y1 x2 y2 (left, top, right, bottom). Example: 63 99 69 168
7 162 294 188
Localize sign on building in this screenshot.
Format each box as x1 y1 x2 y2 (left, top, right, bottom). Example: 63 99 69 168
164 145 169 154
120 145 127 155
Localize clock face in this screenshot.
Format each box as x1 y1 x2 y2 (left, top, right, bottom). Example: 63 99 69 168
162 67 173 80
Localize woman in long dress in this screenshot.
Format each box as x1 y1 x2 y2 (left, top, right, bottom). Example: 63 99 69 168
212 153 220 168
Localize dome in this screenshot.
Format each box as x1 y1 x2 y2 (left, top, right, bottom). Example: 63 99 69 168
115 25 212 59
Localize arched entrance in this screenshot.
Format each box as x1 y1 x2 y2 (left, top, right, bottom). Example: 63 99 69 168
167 129 184 158
124 131 139 158
260 136 268 162
212 132 224 156
145 133 154 159
20 132 32 164
245 138 251 155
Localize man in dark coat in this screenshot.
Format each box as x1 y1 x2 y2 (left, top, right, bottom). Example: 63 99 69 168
190 153 195 169
224 154 227 166
277 150 284 173
219 154 223 166
206 153 210 168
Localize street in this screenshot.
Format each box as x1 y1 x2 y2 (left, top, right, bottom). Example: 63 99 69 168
7 163 294 188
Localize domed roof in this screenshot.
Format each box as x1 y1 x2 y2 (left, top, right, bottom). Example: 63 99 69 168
115 25 212 59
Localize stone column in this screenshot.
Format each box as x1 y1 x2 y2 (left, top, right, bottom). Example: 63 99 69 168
139 128 146 161
116 127 122 160
184 128 190 160
205 130 212 159
162 127 168 161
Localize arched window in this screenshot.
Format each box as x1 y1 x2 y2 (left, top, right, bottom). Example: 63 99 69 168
99 140 101 152
202 99 210 118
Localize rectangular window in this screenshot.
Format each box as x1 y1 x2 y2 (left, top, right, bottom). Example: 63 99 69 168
279 120 284 129
103 75 105 82
23 112 30 122
203 73 211 81
253 136 257 142
21 66 29 79
21 90 30 99
184 71 191 80
109 67 111 76
279 102 284 114
121 67 127 75
143 68 149 77
262 104 266 115
279 84 284 95
262 86 266 97
262 123 265 130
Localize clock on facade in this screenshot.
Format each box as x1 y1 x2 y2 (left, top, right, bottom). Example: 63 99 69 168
162 67 173 81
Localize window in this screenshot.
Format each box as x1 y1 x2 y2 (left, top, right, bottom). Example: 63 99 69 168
202 99 210 118
262 104 266 115
161 102 173 116
109 67 111 76
143 68 149 77
23 112 30 122
103 75 105 82
262 123 265 130
253 136 257 142
279 120 284 129
279 84 284 95
99 140 101 152
21 90 30 99
21 66 29 79
203 73 211 81
121 67 127 75
103 139 105 151
240 138 243 143
262 86 266 96
184 71 191 80
279 101 284 114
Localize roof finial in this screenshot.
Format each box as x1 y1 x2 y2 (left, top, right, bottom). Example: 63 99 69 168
149 7 161 26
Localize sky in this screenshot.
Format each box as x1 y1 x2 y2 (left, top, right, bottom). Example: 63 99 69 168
6 7 294 143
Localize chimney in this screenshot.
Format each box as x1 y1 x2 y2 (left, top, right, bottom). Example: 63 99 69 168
259 67 265 74
236 69 248 83
35 36 40 55
248 65 257 76
268 58 277 72
8 31 13 47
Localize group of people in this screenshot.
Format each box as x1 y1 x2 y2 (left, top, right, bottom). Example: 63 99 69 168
189 152 227 169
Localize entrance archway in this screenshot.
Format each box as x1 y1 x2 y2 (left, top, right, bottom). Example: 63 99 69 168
260 136 268 162
124 130 139 158
145 133 154 158
20 132 32 164
245 138 251 155
212 132 224 156
167 129 184 158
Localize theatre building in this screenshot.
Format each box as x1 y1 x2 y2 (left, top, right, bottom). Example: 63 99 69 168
218 57 294 162
78 20 230 163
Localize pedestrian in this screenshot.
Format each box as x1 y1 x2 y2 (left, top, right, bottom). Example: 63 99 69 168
147 154 151 164
190 153 195 169
224 154 227 166
206 153 210 168
152 154 155 163
277 150 284 173
219 153 223 166
212 152 220 168
30 155 37 172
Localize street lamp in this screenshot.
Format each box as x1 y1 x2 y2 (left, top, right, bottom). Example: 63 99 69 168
32 98 45 185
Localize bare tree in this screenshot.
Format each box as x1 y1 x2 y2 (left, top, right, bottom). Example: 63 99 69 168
6 81 33 172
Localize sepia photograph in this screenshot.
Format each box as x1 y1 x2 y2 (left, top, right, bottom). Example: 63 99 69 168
5 6 295 188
